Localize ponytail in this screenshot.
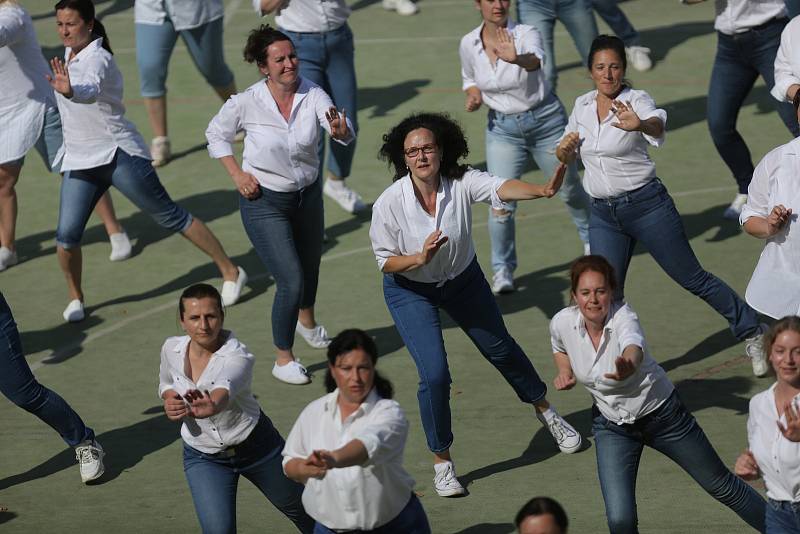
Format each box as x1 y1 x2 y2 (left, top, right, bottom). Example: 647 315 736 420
92 18 112 55
54 0 112 54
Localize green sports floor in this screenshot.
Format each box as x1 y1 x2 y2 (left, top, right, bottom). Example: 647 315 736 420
0 0 788 531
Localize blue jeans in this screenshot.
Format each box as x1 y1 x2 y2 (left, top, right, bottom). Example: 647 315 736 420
183 412 314 534
383 257 547 452
766 499 800 533
312 494 431 534
591 0 639 46
239 179 323 350
0 292 94 447
56 149 192 248
593 391 766 534
485 94 590 274
589 179 759 340
282 24 358 180
708 18 800 194
517 0 598 89
136 17 234 97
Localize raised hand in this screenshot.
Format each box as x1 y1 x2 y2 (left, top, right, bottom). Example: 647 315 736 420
163 391 188 421
734 450 760 480
604 356 637 381
610 100 642 132
777 400 800 442
326 107 349 140
554 371 577 391
542 162 567 198
417 229 448 266
493 27 518 64
47 57 73 98
183 389 217 419
765 204 792 237
556 132 581 163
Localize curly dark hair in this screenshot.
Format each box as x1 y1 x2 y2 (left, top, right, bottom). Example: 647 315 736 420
243 24 293 67
378 112 470 181
324 329 394 399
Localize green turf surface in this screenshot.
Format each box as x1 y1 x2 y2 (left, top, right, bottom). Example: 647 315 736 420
0 0 786 531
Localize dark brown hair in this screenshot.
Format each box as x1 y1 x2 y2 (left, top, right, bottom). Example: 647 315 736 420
515 496 568 532
569 255 618 296
178 283 224 321
324 329 393 399
243 24 293 67
54 0 112 54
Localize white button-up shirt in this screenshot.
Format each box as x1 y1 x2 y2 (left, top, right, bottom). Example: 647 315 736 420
714 0 786 35
370 169 509 284
206 77 354 193
135 0 223 31
0 4 61 165
282 389 415 530
563 88 666 199
549 303 674 425
267 0 350 33
772 16 800 103
740 137 800 319
55 38 151 171
747 384 800 503
158 333 261 454
459 21 550 115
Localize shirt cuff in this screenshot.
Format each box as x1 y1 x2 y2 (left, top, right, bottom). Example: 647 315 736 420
355 434 380 461
207 141 234 159
639 109 666 147
618 333 645 352
462 81 478 92
490 177 513 210
739 203 763 225
376 256 389 272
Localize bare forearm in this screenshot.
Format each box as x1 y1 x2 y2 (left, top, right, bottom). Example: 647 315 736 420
329 440 369 468
743 217 774 239
621 345 644 367
283 458 307 483
382 254 423 273
553 352 573 375
638 117 663 138
497 179 547 201
259 0 286 13
218 155 242 178
512 53 541 71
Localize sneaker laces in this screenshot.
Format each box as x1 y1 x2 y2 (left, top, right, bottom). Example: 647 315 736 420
76 444 100 464
434 463 458 487
546 416 576 444
745 335 765 360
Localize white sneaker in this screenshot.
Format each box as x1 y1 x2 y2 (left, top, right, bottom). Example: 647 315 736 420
745 324 770 377
583 242 591 256
75 440 105 483
220 267 248 307
323 178 367 213
433 461 467 497
272 360 311 385
0 246 18 271
63 299 85 323
150 136 171 167
492 268 515 294
382 0 419 15
536 407 582 453
296 321 331 349
108 231 132 262
625 46 652 72
233 130 245 143
722 193 748 220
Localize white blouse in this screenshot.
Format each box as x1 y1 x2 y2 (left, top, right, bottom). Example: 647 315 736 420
459 20 550 115
747 384 800 503
369 169 509 284
282 389 415 530
772 16 800 103
135 0 224 31
158 333 261 454
206 77 354 193
0 4 60 165
268 0 350 33
563 87 667 199
55 38 151 171
714 0 786 36
740 137 800 319
549 302 674 425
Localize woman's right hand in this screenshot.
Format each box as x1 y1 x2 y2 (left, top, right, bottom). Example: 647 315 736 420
734 450 760 480
765 204 792 236
47 57 73 98
556 132 580 164
163 391 188 421
554 370 577 390
232 169 261 201
416 230 448 267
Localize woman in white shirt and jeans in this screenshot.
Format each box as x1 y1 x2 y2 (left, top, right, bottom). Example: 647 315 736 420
206 25 354 386
283 329 430 533
459 0 589 294
551 255 766 534
159 283 314 533
48 0 245 324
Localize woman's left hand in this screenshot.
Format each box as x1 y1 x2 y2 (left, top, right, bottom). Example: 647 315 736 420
493 27 518 64
542 163 567 198
183 389 217 419
326 107 349 140
604 356 637 381
47 57 74 98
778 400 800 442
610 100 642 132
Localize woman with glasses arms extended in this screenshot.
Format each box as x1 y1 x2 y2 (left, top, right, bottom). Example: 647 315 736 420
47 0 246 323
370 112 582 498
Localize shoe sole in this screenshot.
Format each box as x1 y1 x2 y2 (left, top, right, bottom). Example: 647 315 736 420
435 487 468 497
271 374 311 385
558 441 583 454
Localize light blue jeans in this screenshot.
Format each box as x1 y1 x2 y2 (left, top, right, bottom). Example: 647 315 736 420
517 0 598 89
486 94 590 275
766 499 800 533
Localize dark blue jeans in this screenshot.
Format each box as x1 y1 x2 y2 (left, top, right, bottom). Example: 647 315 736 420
0 292 94 447
183 412 314 534
383 257 547 452
312 494 431 534
591 0 639 46
589 179 760 340
766 499 800 533
239 178 323 350
593 391 766 534
708 17 800 194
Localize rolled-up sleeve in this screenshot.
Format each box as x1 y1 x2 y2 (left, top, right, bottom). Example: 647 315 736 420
463 169 511 209
353 401 409 465
741 150 776 224
215 354 254 398
158 342 174 397
549 316 567 354
772 21 799 103
517 26 546 64
614 304 646 350
0 9 25 48
206 96 241 159
282 406 311 470
369 198 401 272
459 36 477 91
69 53 106 104
632 93 666 147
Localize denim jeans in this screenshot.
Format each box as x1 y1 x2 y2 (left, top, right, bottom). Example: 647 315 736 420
589 179 759 340
312 494 431 534
0 292 94 447
592 391 767 534
56 149 192 248
766 499 800 533
708 18 800 194
239 178 323 350
485 93 590 274
591 0 638 46
183 412 314 534
383 257 547 452
282 24 358 180
136 17 234 97
517 0 598 89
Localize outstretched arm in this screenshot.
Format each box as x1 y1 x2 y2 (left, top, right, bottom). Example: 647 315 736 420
497 162 567 201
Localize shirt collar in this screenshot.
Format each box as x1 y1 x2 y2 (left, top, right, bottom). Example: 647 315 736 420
583 86 633 106
323 388 381 420
574 301 620 338
258 76 312 115
171 330 235 357
66 37 104 62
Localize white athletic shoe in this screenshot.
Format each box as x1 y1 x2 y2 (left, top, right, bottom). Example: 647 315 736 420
537 407 582 453
150 136 171 167
0 247 18 271
220 267 248 307
272 360 311 385
296 321 332 349
492 268 515 295
382 0 419 15
722 193 748 220
745 324 770 378
108 231 132 262
323 179 367 213
625 46 652 72
433 461 467 497
63 299 85 323
75 440 105 483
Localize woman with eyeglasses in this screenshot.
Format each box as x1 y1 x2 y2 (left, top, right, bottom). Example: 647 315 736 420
369 112 582 498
